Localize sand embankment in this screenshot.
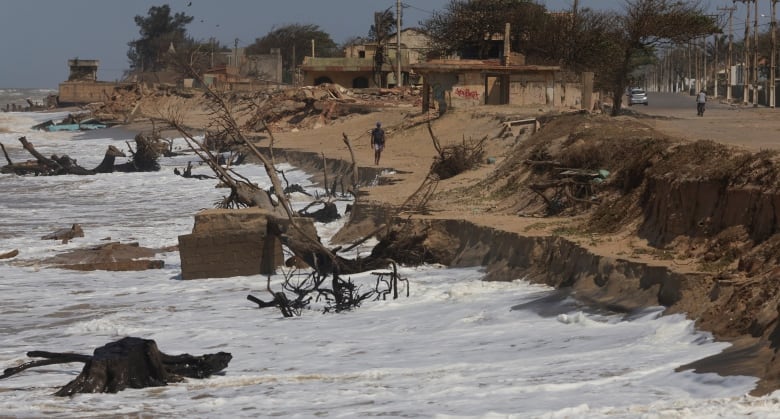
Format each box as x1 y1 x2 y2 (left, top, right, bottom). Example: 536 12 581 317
116 90 780 395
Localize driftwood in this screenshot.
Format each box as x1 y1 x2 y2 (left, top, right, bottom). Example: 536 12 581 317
426 118 486 180
0 249 19 259
1 142 13 165
41 224 84 242
0 135 163 176
525 164 606 215
174 161 215 180
117 133 165 172
0 337 232 396
37 241 166 272
341 133 360 196
299 201 340 223
247 259 408 316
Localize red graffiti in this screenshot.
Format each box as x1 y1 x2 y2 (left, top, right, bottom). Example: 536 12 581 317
454 87 479 100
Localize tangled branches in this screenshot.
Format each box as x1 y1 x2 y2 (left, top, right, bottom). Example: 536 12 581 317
426 118 486 180
247 259 408 317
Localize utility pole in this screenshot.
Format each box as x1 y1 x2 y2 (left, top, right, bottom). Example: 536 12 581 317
695 37 701 92
714 34 719 97
233 38 240 70
718 5 736 101
396 0 402 87
703 36 707 92
771 0 777 108
687 41 692 93
292 37 296 86
753 0 759 106
739 0 751 105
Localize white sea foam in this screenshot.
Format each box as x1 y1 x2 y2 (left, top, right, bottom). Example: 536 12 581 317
0 110 779 417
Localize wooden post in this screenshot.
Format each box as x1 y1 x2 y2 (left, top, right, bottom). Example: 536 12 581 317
503 23 511 66
582 72 594 111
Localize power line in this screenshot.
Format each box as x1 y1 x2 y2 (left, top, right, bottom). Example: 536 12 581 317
401 2 435 15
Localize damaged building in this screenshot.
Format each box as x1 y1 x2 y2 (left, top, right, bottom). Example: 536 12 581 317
58 59 131 106
300 28 431 88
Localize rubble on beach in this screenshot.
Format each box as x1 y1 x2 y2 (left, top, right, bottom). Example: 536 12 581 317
84 82 423 132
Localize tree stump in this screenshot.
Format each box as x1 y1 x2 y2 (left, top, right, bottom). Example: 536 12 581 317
56 337 169 396
4 337 236 397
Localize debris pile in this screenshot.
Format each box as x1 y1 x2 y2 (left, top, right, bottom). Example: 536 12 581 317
32 113 111 132
85 82 421 133
240 83 421 133
83 83 147 124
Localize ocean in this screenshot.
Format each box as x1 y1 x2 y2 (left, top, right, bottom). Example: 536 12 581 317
0 88 56 111
1 100 780 417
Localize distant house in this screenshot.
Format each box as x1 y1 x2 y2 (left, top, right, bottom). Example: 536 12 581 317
411 22 594 112
67 59 99 81
214 47 284 87
186 47 284 92
300 28 432 88
412 57 575 112
244 48 284 85
58 58 129 106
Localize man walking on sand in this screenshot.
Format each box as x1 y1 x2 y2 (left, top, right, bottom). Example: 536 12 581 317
371 121 385 165
696 89 707 116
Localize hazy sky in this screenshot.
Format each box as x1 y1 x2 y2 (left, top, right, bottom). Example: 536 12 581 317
0 0 770 88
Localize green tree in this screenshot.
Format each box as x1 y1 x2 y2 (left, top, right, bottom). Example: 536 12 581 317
245 24 338 84
592 0 719 115
421 0 550 60
342 36 368 49
369 7 396 43
127 4 194 72
166 37 231 79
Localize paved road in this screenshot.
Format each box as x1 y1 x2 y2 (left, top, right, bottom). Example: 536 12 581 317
633 91 731 115
625 92 780 151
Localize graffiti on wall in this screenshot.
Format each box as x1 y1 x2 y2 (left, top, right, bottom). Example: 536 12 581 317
454 87 480 100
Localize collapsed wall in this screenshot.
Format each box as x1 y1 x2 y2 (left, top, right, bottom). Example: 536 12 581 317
178 208 284 280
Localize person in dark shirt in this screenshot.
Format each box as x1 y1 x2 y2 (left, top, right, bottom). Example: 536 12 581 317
371 121 386 165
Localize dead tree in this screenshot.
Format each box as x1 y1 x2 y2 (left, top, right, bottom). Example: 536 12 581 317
91 145 128 173
116 133 166 172
161 52 421 315
0 135 158 176
41 224 84 242
174 161 215 180
247 276 306 317
427 118 487 180
299 200 340 223
342 133 360 197
524 162 605 216
0 337 232 396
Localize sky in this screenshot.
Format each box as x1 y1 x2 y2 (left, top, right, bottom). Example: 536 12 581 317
0 0 774 88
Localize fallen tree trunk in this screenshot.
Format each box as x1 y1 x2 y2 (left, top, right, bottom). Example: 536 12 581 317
0 337 232 396
1 135 158 176
0 249 19 259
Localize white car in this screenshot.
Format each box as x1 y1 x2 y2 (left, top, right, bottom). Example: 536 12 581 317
627 88 648 106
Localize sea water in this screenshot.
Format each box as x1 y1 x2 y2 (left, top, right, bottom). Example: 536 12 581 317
0 88 56 110
1 108 780 418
